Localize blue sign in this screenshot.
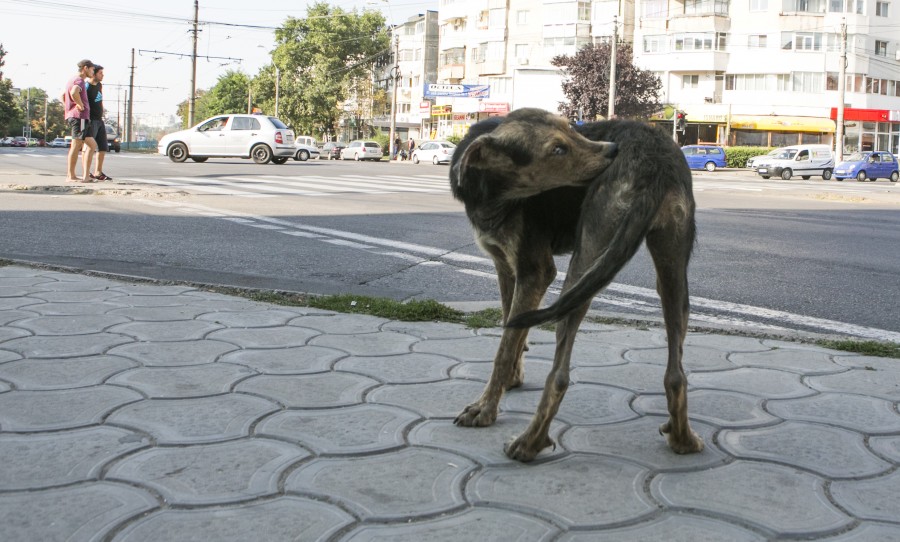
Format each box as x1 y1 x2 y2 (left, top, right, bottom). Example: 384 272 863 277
424 84 490 98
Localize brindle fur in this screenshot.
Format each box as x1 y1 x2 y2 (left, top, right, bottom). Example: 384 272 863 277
450 108 703 462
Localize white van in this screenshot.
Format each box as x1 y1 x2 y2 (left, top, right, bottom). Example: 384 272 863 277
756 144 834 180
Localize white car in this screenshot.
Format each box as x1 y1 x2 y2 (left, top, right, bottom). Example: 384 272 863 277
158 114 295 164
340 140 383 161
411 140 456 165
49 137 68 148
293 136 320 161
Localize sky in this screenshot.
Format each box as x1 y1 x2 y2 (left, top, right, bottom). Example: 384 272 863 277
1 0 436 127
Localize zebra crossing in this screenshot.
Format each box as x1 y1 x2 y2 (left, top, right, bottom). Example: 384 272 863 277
119 173 452 198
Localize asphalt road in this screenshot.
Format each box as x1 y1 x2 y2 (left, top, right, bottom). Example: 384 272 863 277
1 147 899 341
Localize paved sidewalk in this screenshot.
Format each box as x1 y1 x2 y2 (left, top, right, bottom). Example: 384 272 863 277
0 265 898 541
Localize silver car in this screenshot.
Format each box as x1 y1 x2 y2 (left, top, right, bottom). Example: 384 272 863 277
340 140 382 161
158 114 296 164
411 140 456 165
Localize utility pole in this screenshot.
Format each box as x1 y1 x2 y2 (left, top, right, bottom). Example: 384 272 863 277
274 67 280 117
43 96 48 140
189 0 200 127
835 18 847 163
607 15 617 119
389 34 400 160
127 48 135 144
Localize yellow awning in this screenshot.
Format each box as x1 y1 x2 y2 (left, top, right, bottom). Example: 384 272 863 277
730 115 835 133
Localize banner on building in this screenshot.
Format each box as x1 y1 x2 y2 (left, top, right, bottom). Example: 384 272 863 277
424 84 490 98
432 105 453 116
478 102 509 113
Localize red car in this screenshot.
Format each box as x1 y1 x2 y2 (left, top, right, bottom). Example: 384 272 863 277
11 137 28 147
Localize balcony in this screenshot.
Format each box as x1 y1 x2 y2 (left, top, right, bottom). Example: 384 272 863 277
439 64 466 81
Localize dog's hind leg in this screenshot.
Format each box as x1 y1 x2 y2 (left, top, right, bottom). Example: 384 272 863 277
646 202 704 455
455 249 555 427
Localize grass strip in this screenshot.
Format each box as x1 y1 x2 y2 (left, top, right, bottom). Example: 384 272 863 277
816 339 900 359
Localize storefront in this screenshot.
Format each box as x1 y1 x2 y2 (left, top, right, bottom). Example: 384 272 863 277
727 116 835 147
830 108 900 154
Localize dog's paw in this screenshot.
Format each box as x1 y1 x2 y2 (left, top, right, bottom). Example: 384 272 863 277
659 422 705 454
454 402 497 427
503 433 555 462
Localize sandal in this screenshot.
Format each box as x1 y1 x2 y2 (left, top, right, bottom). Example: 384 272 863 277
96 173 112 181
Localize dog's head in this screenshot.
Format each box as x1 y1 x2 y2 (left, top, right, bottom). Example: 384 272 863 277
451 108 617 202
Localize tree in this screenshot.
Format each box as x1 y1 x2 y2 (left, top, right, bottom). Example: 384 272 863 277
204 70 252 115
0 43 7 80
269 2 389 136
0 78 22 136
552 42 662 121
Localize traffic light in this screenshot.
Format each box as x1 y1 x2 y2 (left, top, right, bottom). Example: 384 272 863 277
676 112 687 132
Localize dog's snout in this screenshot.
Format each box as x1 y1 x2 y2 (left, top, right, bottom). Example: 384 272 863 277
604 143 618 158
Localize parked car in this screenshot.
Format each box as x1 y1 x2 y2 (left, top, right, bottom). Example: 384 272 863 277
158 114 295 164
293 138 320 161
105 125 121 153
832 151 899 182
49 137 68 148
27 138 38 147
319 141 346 160
755 144 834 180
746 148 783 170
340 140 382 161
11 137 27 147
681 145 727 172
1 137 14 146
411 140 456 164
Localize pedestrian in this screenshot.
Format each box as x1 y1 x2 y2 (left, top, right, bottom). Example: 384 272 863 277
408 138 415 159
63 59 97 182
85 65 112 181
393 135 401 160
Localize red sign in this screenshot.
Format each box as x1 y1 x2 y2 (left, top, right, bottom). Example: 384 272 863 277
830 107 889 122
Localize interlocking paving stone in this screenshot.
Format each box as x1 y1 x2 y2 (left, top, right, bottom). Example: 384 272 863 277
572 362 667 393
503 384 637 426
689 367 816 398
652 462 852 535
0 349 21 363
367 379 492 418
626 344 737 371
310 330 420 356
684 333 769 352
209 326 320 349
342 508 560 541
285 447 475 521
832 354 900 372
817 522 900 541
830 470 900 523
562 416 728 470
288 313 388 334
0 309 36 326
107 395 279 444
807 368 900 400
469 454 654 527
407 414 567 466
107 364 255 398
766 393 900 434
196 308 303 327
580 328 669 348
0 297 42 311
869 436 900 462
22 301 115 315
335 352 457 383
0 386 143 431
0 482 158 542
412 335 500 361
236 372 378 407
105 294 197 307
108 339 237 366
526 340 627 366
382 320 478 340
219 346 344 374
109 320 223 342
112 496 354 541
107 439 308 505
720 421 891 478
0 427 149 490
729 348 846 374
0 326 30 342
107 305 210 321
256 404 421 454
633 389 782 428
451 358 552 390
559 512 766 541
11 314 130 335
0 355 137 390
29 290 125 303
109 285 198 296
0 332 133 358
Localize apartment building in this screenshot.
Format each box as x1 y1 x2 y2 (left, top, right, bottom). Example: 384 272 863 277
422 0 900 151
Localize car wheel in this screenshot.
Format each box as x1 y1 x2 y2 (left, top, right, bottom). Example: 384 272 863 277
704 161 716 172
168 142 188 163
856 171 867 182
433 155 440 165
251 144 272 164
412 154 420 164
890 171 899 182
761 176 771 179
190 157 208 163
354 153 360 161
801 175 810 180
780 169 792 180
297 150 310 161
822 169 832 180
271 157 288 164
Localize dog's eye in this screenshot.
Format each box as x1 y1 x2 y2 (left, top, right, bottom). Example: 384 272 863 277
552 145 567 156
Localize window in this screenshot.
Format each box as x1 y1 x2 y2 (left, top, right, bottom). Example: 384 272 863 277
642 0 668 17
749 34 768 48
876 1 889 15
644 35 667 53
782 0 826 12
782 32 822 51
488 8 505 28
826 72 839 90
750 0 768 9
578 1 591 20
683 74 699 88
875 40 888 56
685 0 730 14
725 73 770 91
517 10 528 24
515 43 529 58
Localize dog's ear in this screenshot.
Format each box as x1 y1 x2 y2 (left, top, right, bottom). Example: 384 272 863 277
452 137 488 191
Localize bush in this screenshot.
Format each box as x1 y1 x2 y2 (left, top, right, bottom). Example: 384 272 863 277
725 146 774 169
372 133 390 157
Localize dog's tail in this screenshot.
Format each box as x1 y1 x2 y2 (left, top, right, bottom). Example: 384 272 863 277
506 185 659 329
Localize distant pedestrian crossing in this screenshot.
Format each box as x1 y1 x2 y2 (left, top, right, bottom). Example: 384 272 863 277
120 173 451 198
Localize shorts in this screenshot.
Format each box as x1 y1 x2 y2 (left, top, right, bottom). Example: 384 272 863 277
66 118 90 140
89 120 108 152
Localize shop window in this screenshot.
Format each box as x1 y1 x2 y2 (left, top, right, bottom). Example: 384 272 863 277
800 133 823 143
771 132 800 146
734 130 767 146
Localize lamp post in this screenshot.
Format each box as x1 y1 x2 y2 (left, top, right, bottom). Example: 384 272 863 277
389 34 399 159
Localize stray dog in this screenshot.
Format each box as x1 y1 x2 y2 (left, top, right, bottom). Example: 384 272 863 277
450 108 703 462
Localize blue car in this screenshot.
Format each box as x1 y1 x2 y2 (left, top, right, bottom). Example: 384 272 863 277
833 151 899 182
681 145 727 172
